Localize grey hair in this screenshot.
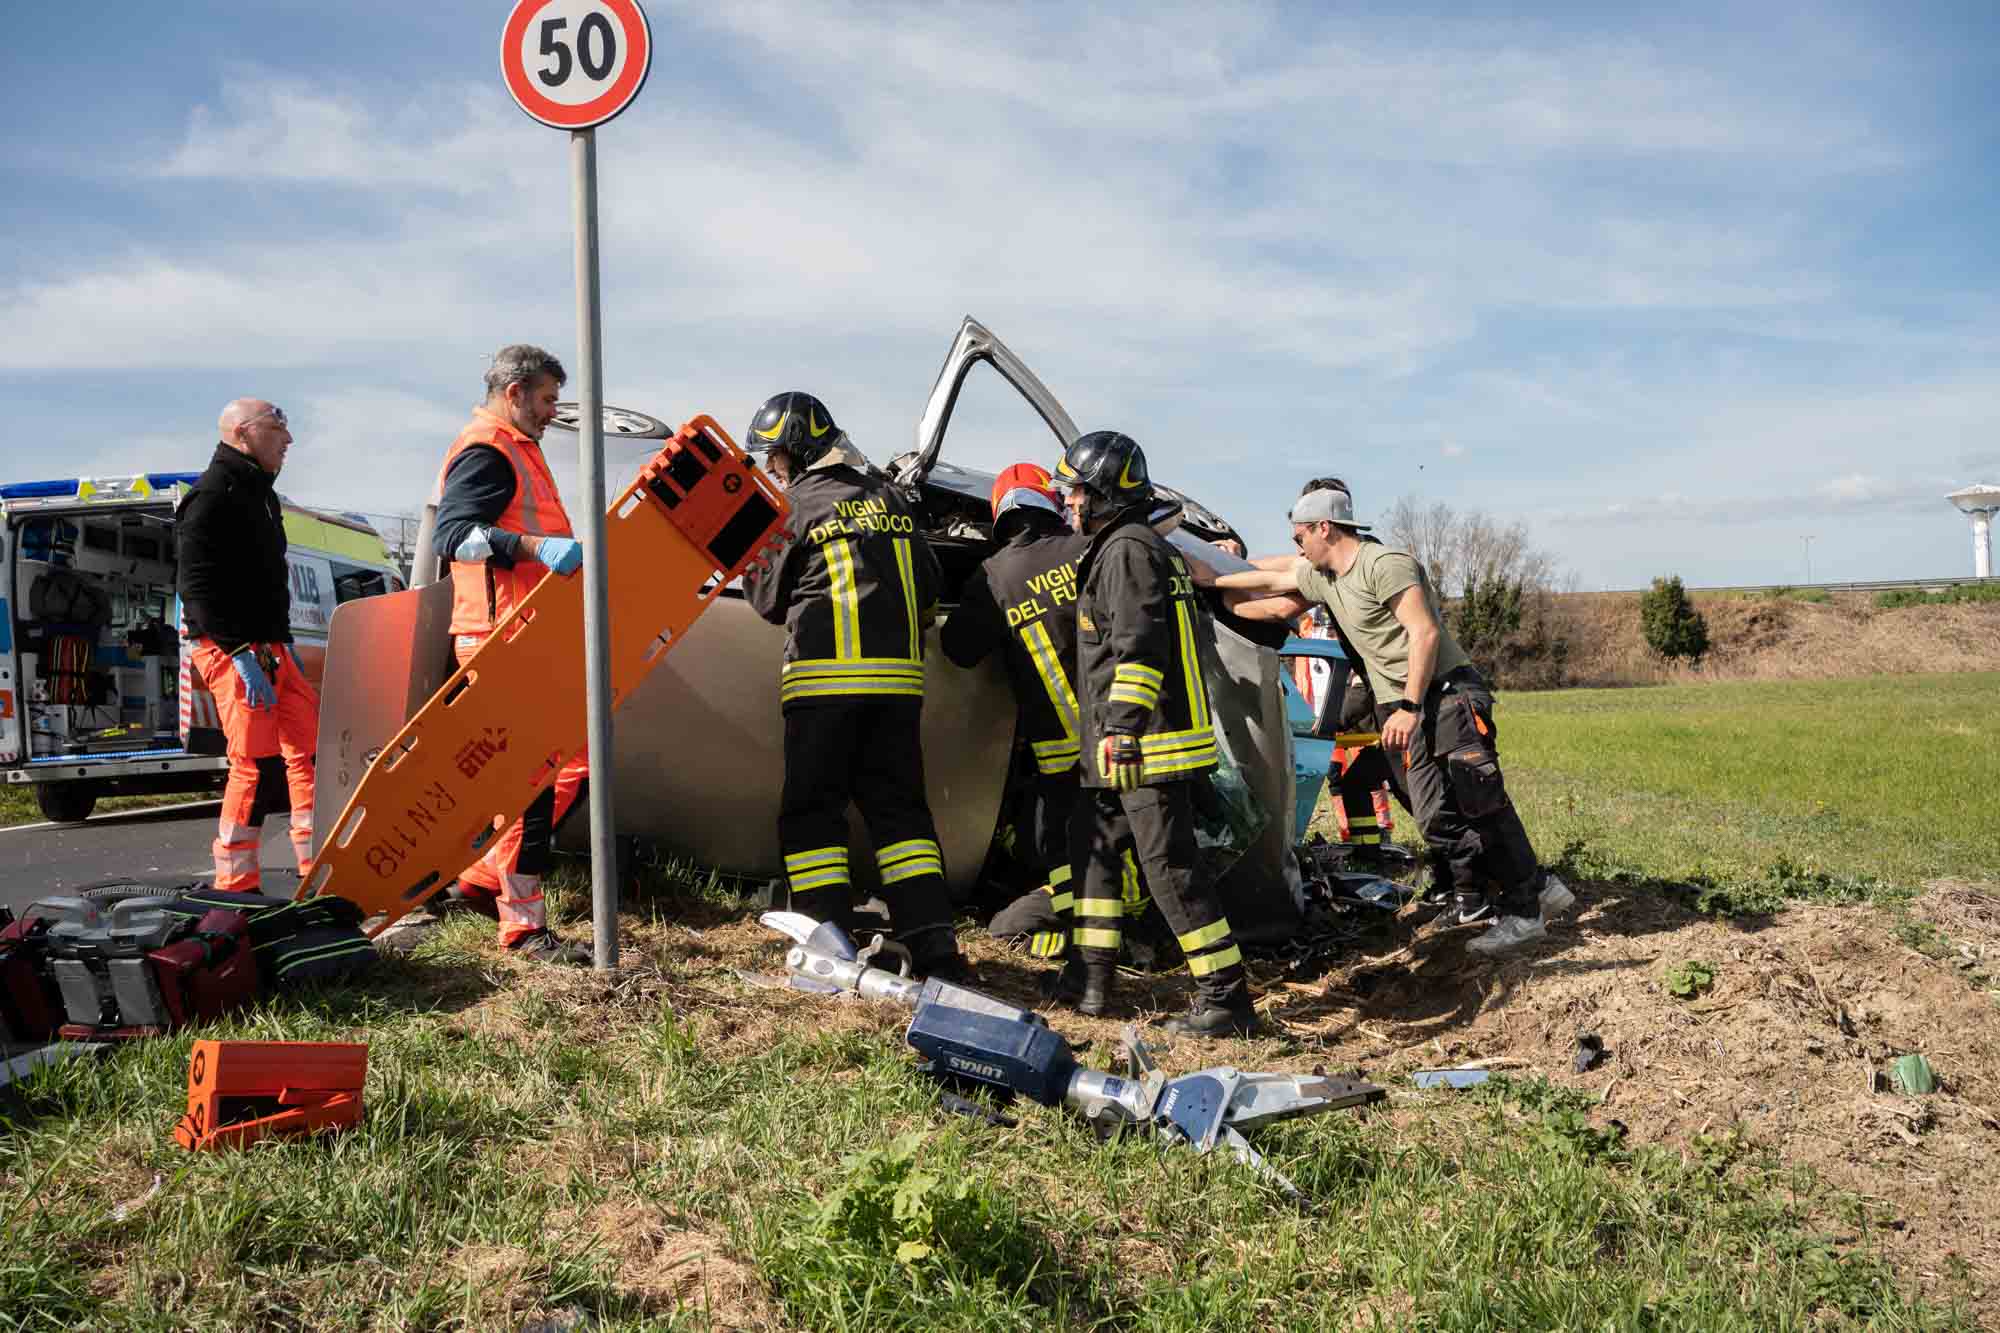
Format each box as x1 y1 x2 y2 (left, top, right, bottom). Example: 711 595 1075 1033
484 344 567 400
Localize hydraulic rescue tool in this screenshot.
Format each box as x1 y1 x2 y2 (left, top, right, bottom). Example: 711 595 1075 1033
761 911 1384 1194
303 417 790 933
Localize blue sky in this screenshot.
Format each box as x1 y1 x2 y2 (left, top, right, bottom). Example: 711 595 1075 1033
4 1 1997 588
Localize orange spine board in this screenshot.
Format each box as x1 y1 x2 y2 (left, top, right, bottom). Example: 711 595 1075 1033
301 416 789 930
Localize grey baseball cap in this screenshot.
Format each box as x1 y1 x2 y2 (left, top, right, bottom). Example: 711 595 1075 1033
1289 488 1371 530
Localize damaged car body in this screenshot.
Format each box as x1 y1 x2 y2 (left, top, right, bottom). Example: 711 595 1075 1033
318 319 1342 944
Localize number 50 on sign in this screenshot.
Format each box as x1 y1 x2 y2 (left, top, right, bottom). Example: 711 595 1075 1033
501 0 653 131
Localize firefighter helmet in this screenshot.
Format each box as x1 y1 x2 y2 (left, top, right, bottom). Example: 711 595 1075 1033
989 462 1063 534
747 391 841 472
1054 430 1153 514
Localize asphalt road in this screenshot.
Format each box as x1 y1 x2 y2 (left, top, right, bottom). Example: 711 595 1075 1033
0 801 302 914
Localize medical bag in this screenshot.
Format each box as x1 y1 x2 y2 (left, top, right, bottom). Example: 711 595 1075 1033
0 904 65 1044
44 896 259 1040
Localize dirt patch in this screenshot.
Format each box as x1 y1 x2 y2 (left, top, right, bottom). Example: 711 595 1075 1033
569 1201 783 1330
1266 883 2000 1297
1546 592 2000 687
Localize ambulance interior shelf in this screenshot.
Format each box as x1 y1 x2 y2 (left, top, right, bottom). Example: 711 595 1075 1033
11 512 182 756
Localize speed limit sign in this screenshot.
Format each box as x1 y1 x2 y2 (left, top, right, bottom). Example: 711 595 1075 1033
500 0 653 130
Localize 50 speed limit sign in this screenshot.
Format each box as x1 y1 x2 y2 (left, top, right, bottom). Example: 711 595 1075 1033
501 0 653 130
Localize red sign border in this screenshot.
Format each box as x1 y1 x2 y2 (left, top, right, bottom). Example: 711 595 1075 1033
501 0 653 131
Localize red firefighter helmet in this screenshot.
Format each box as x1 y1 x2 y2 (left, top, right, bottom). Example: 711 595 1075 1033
990 462 1063 531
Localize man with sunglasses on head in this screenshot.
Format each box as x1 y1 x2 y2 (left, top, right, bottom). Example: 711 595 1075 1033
1193 481 1572 957
177 399 319 892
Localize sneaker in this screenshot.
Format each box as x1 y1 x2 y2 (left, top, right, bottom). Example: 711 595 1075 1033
1454 890 1494 926
1538 873 1576 921
1465 914 1547 958
1161 999 1260 1038
508 929 593 966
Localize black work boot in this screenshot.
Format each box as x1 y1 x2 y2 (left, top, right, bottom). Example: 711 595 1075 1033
1162 989 1259 1038
1041 956 1112 1016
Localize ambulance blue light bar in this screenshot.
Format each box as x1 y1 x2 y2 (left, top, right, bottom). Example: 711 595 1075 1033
0 473 199 501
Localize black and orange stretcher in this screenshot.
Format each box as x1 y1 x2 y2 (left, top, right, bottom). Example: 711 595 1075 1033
299 415 790 934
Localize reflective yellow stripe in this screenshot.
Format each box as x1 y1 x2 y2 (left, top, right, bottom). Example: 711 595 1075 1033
877 838 944 884
1178 918 1233 953
1046 863 1073 889
893 536 919 660
785 847 848 871
1174 601 1210 730
1186 943 1243 976
1076 897 1123 918
1112 663 1164 688
1031 738 1081 774
787 866 852 891
1022 620 1081 744
780 657 925 702
1124 896 1152 918
1120 851 1142 909
1107 684 1160 708
1030 932 1068 957
1047 892 1074 914
825 538 860 658
1074 927 1122 949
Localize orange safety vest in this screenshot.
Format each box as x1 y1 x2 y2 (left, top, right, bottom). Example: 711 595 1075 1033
434 408 574 637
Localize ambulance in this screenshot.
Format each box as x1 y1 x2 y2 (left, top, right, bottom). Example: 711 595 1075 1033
1 473 403 823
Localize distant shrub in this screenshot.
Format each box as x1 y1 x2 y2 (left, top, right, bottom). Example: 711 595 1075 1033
1875 583 2000 609
1639 575 1710 662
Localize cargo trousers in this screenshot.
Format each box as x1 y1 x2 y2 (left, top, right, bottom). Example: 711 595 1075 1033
1381 668 1543 916
778 697 957 969
188 639 317 892
1071 781 1247 1007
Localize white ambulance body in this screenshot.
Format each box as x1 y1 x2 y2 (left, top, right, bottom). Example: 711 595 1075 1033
1 473 402 822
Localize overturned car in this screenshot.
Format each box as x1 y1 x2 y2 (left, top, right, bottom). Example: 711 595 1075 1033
317 319 1350 944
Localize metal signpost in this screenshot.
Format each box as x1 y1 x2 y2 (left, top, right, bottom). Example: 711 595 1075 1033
500 0 653 970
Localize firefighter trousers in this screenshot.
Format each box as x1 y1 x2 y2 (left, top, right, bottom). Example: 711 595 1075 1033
451 634 589 946
1384 670 1543 915
189 639 317 893
778 697 957 967
1071 782 1246 1006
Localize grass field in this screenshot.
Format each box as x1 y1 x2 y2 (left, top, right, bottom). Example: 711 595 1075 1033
1496 672 2000 899
0 787 209 827
4 676 1998 1330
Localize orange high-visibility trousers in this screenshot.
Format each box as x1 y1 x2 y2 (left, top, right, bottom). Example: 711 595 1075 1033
189 639 318 892
449 634 590 946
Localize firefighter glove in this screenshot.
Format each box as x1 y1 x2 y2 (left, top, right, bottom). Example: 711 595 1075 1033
1097 733 1144 791
535 536 584 575
231 649 276 709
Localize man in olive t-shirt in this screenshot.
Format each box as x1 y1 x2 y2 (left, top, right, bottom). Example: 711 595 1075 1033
1195 483 1572 957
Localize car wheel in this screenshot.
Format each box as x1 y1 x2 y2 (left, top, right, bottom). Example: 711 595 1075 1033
34 783 97 823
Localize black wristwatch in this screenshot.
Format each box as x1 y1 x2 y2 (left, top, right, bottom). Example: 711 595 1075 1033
1388 700 1420 716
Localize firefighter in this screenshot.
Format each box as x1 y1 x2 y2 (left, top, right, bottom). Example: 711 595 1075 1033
742 391 970 982
429 344 592 965
939 464 1091 961
177 398 318 892
1197 483 1574 957
1050 430 1258 1036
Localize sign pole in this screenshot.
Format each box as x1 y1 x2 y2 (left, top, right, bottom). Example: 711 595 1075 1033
571 125 619 972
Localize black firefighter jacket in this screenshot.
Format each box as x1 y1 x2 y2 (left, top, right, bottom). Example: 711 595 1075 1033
939 514 1090 775
1074 516 1218 788
175 443 293 650
745 464 941 707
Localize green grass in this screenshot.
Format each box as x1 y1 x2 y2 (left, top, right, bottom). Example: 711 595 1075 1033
1876 584 2000 609
0 786 211 827
1 864 1983 1331
1496 672 2000 901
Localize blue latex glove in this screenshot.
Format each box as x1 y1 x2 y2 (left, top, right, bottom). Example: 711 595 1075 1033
231 650 276 709
535 536 583 576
